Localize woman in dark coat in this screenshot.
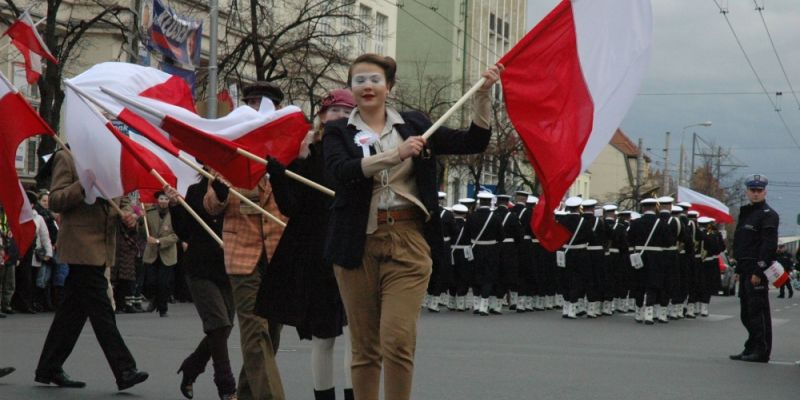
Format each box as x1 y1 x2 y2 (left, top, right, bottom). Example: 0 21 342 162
256 89 355 400
170 178 236 400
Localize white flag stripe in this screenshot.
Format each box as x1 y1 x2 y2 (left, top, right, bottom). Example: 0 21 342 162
573 0 654 171
64 87 124 204
677 186 730 215
129 132 196 196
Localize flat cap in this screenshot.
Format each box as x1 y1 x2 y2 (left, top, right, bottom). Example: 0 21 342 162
242 81 284 105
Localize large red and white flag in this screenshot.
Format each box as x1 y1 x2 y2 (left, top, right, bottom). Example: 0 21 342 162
0 71 54 255
66 62 310 189
677 185 733 224
64 87 176 203
2 11 58 84
499 0 653 251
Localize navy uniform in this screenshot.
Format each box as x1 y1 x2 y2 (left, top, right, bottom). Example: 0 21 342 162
449 204 473 312
674 202 695 318
426 192 456 312
610 210 633 313
494 195 521 314
558 197 593 319
730 174 778 363
583 199 607 318
628 198 669 324
467 192 504 316
698 217 724 317
513 193 538 311
600 205 621 315
685 211 705 318
530 197 557 309
654 197 679 323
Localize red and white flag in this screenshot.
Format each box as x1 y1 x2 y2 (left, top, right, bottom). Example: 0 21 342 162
677 185 733 224
0 71 54 255
66 62 310 189
499 0 653 251
64 87 176 203
2 11 58 84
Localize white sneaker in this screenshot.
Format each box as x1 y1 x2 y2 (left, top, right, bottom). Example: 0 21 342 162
628 298 637 313
490 297 503 314
658 306 669 323
563 302 577 319
587 302 599 318
545 296 554 309
439 293 449 306
644 306 655 325
472 297 480 314
603 301 613 316
448 295 456 310
479 298 489 316
509 292 519 308
427 299 440 313
525 296 534 311
700 303 709 317
555 295 564 307
686 303 696 318
422 294 430 309
456 296 466 311
634 306 643 323
516 296 526 312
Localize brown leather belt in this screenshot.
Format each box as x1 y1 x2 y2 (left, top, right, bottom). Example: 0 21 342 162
377 207 424 225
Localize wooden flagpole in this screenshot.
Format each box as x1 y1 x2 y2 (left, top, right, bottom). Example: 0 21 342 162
149 169 223 246
140 201 151 238
65 80 287 227
98 85 336 197
421 77 486 140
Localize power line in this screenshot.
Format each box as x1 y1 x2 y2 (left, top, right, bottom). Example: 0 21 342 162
752 0 800 109
711 0 800 151
409 0 499 59
638 90 798 96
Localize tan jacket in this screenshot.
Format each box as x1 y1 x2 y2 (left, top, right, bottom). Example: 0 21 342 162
49 150 123 268
142 207 179 266
203 177 287 275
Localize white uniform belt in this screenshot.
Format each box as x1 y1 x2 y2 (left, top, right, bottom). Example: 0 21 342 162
472 240 497 245
679 250 686 254
451 245 471 250
443 236 451 242
694 255 702 259
523 235 532 240
562 244 587 250
608 248 620 254
704 256 717 262
634 246 663 252
532 239 540 243
665 246 678 251
587 245 604 251
502 238 515 243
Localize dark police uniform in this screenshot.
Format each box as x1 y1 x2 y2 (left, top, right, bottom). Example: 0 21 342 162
732 175 778 362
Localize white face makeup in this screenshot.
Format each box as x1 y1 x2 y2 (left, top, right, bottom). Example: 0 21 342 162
350 73 386 88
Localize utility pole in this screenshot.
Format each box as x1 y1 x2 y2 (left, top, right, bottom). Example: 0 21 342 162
678 142 685 187
663 131 670 195
690 132 696 189
635 138 644 205
715 145 722 181
207 0 219 118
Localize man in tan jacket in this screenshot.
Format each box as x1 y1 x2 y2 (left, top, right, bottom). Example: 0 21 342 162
34 149 149 391
142 191 179 317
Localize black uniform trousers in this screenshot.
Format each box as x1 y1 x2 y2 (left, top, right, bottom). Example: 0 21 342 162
688 256 703 302
36 264 136 379
566 250 589 303
738 265 772 357
146 257 174 313
587 250 605 302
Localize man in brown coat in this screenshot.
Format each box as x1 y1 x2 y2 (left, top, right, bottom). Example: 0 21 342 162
34 149 149 391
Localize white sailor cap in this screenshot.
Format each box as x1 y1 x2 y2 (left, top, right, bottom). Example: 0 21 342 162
565 196 583 207
581 199 598 207
618 210 632 215
640 198 658 206
515 190 531 197
602 204 618 212
657 196 674 204
687 210 700 217
438 191 446 199
496 194 512 203
444 207 452 212
452 204 469 213
459 198 476 205
477 191 494 200
630 212 642 220
671 206 683 213
677 201 692 209
698 216 715 224
527 195 539 204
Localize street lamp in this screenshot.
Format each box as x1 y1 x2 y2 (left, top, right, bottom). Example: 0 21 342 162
684 121 713 187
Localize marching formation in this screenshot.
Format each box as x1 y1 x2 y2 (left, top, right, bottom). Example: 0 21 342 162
425 192 727 325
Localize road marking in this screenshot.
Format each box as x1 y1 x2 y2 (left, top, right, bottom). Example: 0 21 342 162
772 318 790 327
769 360 797 366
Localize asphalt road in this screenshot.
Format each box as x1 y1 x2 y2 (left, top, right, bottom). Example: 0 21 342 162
1 290 798 400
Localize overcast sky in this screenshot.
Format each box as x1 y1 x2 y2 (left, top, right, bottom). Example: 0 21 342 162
526 0 800 235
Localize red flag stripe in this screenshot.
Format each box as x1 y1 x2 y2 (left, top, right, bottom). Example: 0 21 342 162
104 121 176 202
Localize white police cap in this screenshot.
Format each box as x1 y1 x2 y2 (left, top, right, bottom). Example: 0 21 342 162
452 204 469 213
477 191 494 200
565 197 583 207
687 210 699 217
657 196 674 204
602 204 618 211
438 191 446 199
581 199 598 207
671 206 683 213
640 198 658 205
459 198 476 205
677 201 692 209
527 195 539 204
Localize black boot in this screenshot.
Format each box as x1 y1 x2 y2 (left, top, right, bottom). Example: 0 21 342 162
314 388 335 400
212 362 236 400
177 353 206 399
344 388 355 400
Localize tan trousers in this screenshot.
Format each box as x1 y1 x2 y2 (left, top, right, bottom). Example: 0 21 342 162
230 270 285 400
334 220 432 400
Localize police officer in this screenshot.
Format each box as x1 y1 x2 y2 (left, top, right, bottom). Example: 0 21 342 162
730 174 778 363
558 197 592 319
449 204 473 312
467 192 503 316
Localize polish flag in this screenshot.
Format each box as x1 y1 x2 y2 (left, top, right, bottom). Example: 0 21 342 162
677 186 733 224
499 0 653 251
64 87 176 203
0 71 54 256
2 11 58 84
66 62 310 189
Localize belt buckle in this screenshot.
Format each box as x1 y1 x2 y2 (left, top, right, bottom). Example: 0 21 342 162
387 214 395 225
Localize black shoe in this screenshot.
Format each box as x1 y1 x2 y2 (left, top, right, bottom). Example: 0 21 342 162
117 369 149 391
160 311 168 317
145 301 156 313
0 313 5 318
729 352 748 361
35 371 87 388
740 353 769 363
2 307 13 314
0 367 15 378
790 292 794 299
778 294 785 298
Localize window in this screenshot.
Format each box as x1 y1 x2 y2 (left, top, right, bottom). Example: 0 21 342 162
341 0 355 53
26 138 38 173
358 5 372 54
374 13 388 55
452 178 462 201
